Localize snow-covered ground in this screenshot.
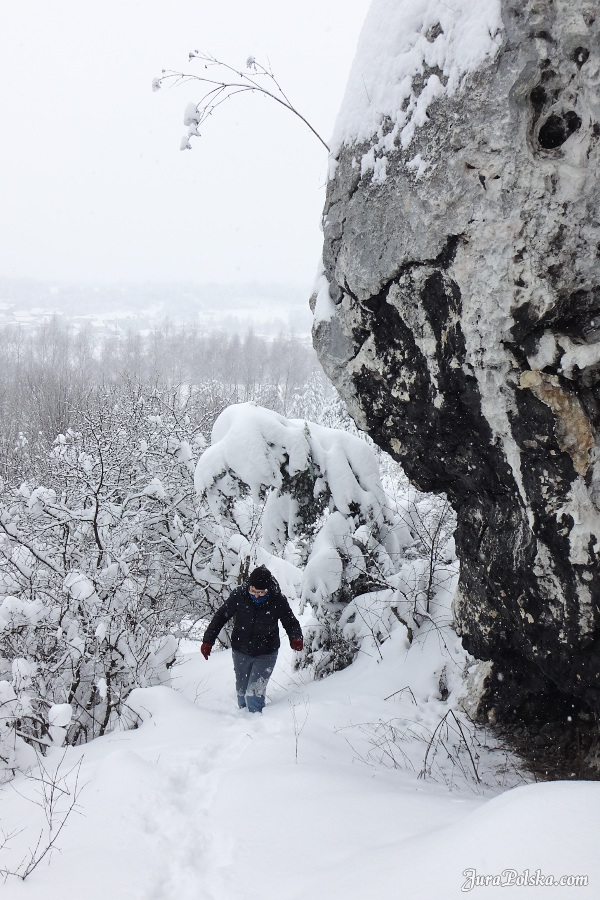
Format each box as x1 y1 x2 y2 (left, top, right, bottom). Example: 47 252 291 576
1 593 598 899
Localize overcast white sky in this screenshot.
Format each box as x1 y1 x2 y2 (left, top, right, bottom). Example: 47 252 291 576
0 1 370 292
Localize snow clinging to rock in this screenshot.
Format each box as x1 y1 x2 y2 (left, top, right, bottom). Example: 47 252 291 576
330 0 504 178
314 0 600 764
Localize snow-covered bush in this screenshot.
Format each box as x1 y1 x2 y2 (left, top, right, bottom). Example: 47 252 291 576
291 381 459 672
0 384 211 763
194 403 420 674
0 674 38 784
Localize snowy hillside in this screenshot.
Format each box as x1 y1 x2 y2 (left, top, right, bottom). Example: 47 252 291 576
0 403 597 897
1 611 597 899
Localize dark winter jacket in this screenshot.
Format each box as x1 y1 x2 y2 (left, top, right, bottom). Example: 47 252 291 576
203 576 302 657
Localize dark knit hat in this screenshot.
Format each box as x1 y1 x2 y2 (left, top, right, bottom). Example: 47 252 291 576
248 565 271 590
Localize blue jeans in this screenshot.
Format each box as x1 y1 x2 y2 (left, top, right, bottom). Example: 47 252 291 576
232 649 278 713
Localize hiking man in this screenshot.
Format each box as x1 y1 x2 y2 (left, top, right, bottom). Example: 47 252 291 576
200 564 304 713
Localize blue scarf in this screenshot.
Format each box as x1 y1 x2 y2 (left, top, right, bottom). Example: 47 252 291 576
250 589 269 605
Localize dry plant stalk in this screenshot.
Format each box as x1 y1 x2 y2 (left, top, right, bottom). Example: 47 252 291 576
153 52 330 152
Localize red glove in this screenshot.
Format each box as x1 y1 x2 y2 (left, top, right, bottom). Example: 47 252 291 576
201 642 212 660
290 638 303 652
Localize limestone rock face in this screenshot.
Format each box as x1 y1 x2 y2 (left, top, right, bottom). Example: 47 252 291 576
313 0 600 729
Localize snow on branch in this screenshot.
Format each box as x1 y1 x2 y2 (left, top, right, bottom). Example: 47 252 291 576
194 403 408 614
153 51 330 153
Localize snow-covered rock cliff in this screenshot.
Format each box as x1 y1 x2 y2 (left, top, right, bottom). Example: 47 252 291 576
313 0 600 755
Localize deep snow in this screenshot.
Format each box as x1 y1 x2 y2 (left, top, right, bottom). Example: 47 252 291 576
1 593 598 899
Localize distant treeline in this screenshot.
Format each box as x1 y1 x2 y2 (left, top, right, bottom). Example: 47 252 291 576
0 316 332 480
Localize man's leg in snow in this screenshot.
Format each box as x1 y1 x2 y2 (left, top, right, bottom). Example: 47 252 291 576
232 650 254 708
246 694 265 713
245 651 278 713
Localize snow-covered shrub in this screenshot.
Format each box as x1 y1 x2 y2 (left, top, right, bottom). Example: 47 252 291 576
194 403 416 673
301 619 360 679
292 373 459 650
0 673 38 784
334 492 457 658
0 384 211 759
391 492 457 624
